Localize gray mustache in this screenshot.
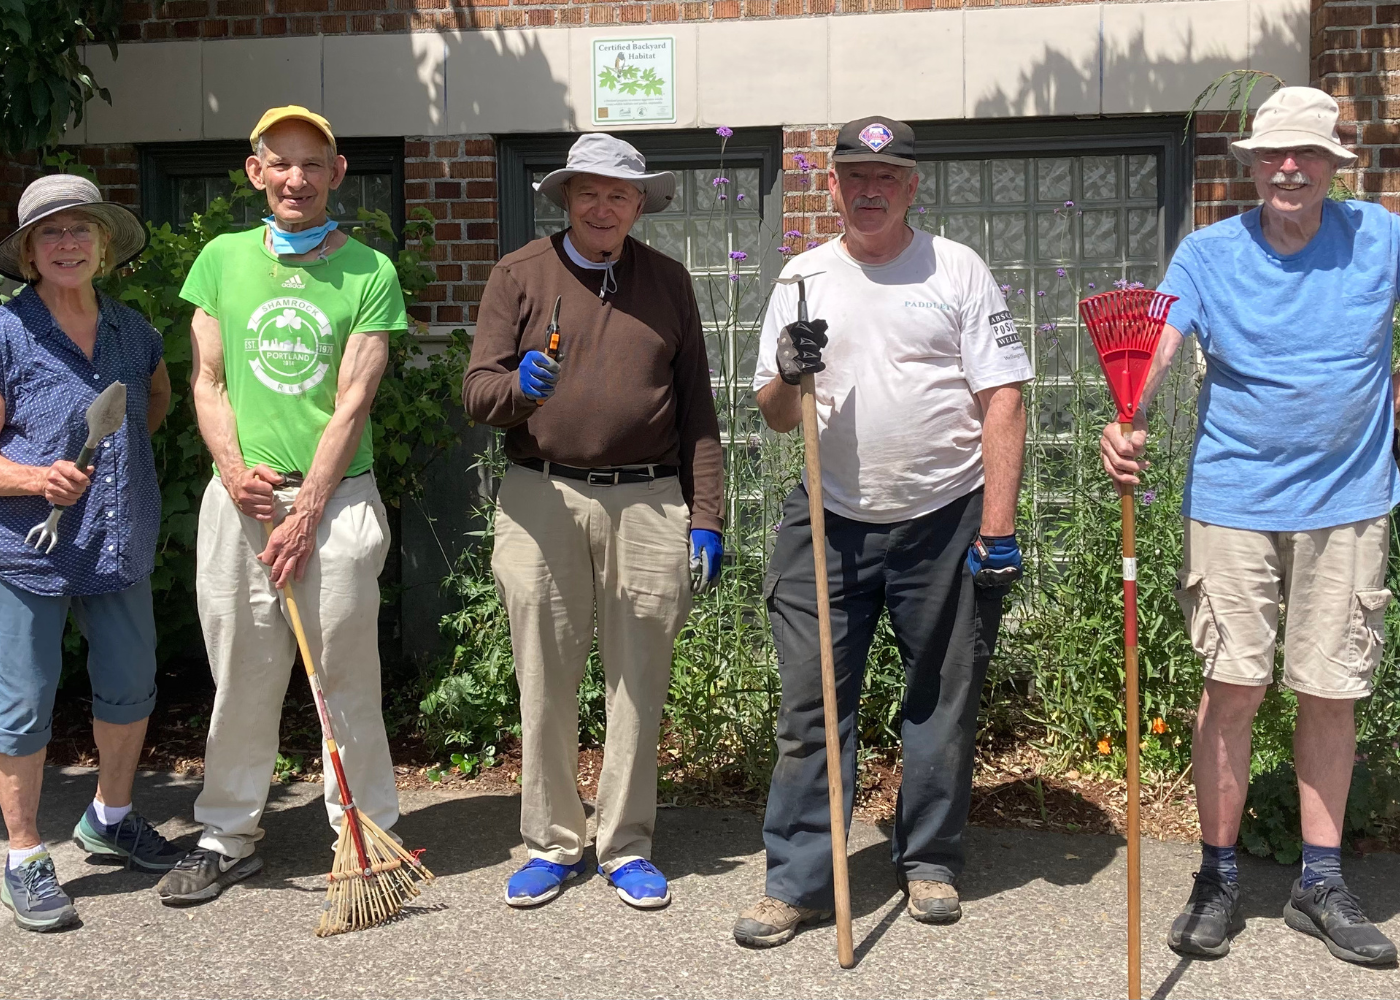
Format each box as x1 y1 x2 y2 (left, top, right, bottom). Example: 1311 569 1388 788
852 196 889 209
1269 171 1311 187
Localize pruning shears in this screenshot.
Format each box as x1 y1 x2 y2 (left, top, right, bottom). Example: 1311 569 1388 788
535 296 562 407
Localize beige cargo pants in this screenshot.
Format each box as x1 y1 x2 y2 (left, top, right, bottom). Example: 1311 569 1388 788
492 464 692 871
193 474 397 859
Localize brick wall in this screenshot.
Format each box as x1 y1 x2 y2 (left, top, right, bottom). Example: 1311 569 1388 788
0 152 42 232
1 147 137 237
403 136 498 326
1189 112 1261 228
120 0 1134 40
1312 0 1400 212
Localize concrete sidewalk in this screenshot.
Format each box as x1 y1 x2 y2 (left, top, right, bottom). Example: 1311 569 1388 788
1 767 1397 999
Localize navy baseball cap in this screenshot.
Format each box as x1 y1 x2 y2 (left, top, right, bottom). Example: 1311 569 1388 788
832 116 916 167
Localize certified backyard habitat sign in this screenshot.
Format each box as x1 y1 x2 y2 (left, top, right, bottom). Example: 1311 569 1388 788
592 38 676 125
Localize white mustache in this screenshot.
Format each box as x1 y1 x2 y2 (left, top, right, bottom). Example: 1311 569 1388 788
852 196 888 210
1270 171 1311 187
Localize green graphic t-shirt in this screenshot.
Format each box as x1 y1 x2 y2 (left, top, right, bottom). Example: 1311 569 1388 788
179 227 407 478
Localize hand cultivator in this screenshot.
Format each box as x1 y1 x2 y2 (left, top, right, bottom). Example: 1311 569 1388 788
265 523 435 936
24 381 128 553
1079 287 1177 1000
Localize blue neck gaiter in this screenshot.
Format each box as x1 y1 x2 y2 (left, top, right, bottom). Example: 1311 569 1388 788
264 217 338 255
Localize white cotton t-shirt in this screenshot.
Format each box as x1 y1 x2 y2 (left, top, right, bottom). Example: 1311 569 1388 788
753 230 1034 524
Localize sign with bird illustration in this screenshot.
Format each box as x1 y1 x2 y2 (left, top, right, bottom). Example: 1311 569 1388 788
593 37 676 126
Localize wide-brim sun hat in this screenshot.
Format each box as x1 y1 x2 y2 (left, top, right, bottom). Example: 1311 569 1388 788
534 133 676 214
0 174 148 282
1231 86 1358 166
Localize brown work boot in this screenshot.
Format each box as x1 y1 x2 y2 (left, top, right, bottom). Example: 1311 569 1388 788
906 879 961 924
733 895 832 948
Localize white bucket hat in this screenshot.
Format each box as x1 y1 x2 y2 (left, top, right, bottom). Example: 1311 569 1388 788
0 174 148 282
1230 86 1357 166
534 133 676 214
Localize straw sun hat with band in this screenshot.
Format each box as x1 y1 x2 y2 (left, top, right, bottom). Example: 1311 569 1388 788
1230 86 1358 166
0 174 148 283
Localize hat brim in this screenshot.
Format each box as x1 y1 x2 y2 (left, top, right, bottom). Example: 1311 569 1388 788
832 152 917 167
0 200 149 283
534 167 677 214
1231 131 1357 166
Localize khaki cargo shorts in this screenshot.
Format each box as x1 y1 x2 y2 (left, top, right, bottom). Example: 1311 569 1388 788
1175 516 1392 699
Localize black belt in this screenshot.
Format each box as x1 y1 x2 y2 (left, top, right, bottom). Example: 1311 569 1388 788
278 471 371 488
517 458 677 486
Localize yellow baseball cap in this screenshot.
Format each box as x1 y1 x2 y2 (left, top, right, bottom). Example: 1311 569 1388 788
250 105 336 152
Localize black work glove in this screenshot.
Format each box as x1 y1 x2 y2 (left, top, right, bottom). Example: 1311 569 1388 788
776 319 829 385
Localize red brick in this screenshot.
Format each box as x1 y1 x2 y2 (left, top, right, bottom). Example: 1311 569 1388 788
436 306 464 324
713 0 739 15
1321 28 1358 49
423 202 450 220
744 0 770 13
814 128 838 146
1319 2 1375 27
232 16 258 32
273 0 328 10
784 129 812 146
653 2 679 18
560 8 585 22
78 148 107 166
434 181 462 198
841 0 865 10
1380 4 1400 24
263 15 287 31
934 0 959 7
466 222 498 240
405 140 431 157
453 201 496 219
215 0 264 12
465 263 492 281
119 24 142 40
620 3 646 19
433 140 460 157
381 12 407 28
405 182 429 200
406 161 448 179
173 19 201 36
435 223 462 241
435 263 463 281
319 13 346 29
527 9 554 23
125 0 154 16
408 305 432 324
1362 122 1400 143
159 0 210 16
350 14 376 29
463 139 495 156
904 0 932 9
451 242 498 260
1382 193 1400 213
465 180 496 198
681 1 708 15
449 160 495 179
201 18 230 35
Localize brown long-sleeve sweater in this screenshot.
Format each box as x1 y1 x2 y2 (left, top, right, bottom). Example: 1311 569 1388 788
464 231 724 533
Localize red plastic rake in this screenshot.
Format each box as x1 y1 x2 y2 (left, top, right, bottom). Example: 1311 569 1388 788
1077 288 1177 1000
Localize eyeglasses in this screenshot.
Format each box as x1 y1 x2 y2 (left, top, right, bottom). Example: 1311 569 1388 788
1253 148 1330 165
33 223 97 246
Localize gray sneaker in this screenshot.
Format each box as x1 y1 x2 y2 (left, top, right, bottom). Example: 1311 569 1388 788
1 852 78 932
72 805 186 872
155 847 262 905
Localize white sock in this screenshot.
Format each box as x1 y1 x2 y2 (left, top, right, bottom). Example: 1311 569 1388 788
7 843 47 870
92 799 131 828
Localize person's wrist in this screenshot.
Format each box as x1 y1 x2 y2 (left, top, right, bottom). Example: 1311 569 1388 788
30 465 48 497
978 526 1016 541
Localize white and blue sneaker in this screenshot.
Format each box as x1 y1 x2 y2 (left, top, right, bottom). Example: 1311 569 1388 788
603 859 671 909
505 858 586 908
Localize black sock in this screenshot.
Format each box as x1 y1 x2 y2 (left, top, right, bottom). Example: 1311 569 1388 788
1301 842 1342 889
1201 842 1238 883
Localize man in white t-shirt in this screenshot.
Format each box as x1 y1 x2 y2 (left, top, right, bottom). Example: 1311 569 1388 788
733 116 1033 949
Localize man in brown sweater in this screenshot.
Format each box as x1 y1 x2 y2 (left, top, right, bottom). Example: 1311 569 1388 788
464 134 723 911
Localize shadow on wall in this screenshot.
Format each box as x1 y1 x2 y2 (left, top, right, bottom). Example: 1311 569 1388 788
386 28 572 666
971 18 1305 120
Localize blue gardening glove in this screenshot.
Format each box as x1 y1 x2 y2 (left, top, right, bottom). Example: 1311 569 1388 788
519 350 560 400
690 529 723 595
966 533 1022 588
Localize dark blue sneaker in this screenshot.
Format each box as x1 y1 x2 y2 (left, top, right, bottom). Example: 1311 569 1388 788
72 805 186 873
1 852 78 932
603 859 671 909
505 857 586 908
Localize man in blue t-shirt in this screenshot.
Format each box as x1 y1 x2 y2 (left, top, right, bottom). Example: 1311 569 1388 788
1103 87 1399 967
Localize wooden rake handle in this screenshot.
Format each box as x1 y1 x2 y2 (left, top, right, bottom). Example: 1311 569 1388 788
264 521 373 876
1119 429 1142 1000
799 373 855 970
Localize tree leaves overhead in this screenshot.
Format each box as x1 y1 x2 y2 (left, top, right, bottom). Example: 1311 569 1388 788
0 0 122 156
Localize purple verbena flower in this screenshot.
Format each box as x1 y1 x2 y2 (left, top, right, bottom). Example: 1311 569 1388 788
1038 323 1057 333
917 206 926 214
1064 200 1074 208
712 176 730 187
729 251 748 261
1087 282 1096 289
737 193 745 201
1016 288 1025 296
785 230 803 239
1036 290 1046 297
718 194 726 201
1142 490 1156 506
793 153 809 171
806 240 819 249
1055 268 1066 278
1113 278 1129 290
716 126 734 139
836 218 844 227
728 274 740 282
779 245 793 255
1128 281 1145 290
1000 284 1010 294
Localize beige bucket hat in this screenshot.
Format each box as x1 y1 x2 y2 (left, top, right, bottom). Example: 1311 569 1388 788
1231 86 1357 166
0 174 148 282
534 133 676 214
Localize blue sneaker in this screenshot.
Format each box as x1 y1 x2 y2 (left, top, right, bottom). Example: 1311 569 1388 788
1 852 78 932
505 858 586 908
603 859 671 909
72 805 186 872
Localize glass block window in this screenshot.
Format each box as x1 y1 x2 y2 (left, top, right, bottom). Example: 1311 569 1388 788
911 152 1164 503
532 166 773 547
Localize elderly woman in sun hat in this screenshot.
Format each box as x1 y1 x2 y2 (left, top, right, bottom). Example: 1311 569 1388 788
1102 86 1400 967
0 174 178 932
465 133 723 911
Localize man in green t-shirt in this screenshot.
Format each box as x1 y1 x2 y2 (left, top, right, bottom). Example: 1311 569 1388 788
155 106 407 905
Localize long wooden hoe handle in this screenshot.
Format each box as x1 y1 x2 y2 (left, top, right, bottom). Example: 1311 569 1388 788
799 373 855 970
1119 423 1141 1000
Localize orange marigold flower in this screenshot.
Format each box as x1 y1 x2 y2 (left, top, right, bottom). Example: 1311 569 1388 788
1097 738 1111 755
1151 717 1168 735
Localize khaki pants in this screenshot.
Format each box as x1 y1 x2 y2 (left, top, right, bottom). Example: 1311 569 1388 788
492 464 692 869
193 474 396 859
1176 515 1391 699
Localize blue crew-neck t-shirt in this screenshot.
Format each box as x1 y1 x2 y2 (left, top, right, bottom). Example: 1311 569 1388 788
1159 199 1400 532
